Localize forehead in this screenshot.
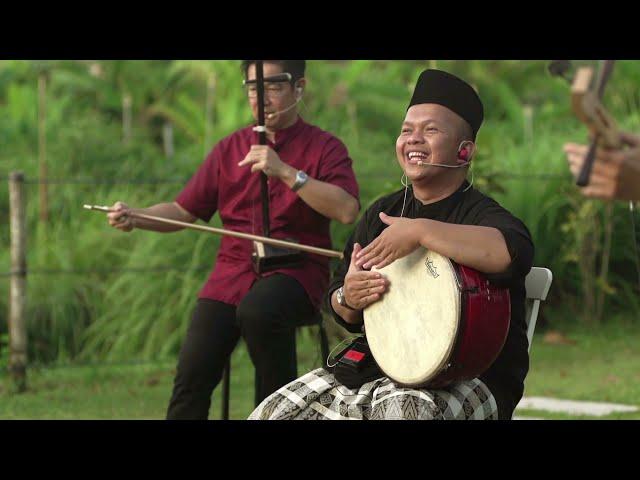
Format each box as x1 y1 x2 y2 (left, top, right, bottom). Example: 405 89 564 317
246 62 285 80
403 103 462 126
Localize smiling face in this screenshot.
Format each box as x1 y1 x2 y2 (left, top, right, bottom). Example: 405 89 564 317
396 103 473 184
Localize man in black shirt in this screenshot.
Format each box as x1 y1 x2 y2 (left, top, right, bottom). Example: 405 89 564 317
249 69 534 420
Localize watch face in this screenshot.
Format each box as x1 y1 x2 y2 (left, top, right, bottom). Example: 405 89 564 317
337 287 345 305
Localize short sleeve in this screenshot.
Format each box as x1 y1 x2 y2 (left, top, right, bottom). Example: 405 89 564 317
316 136 359 203
473 201 535 286
175 146 221 222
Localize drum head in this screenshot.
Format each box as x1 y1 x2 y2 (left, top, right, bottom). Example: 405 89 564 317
363 249 461 386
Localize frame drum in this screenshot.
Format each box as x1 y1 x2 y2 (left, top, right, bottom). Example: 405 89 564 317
363 248 510 388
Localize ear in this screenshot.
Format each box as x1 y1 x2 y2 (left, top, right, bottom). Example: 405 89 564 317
458 140 476 165
296 78 307 96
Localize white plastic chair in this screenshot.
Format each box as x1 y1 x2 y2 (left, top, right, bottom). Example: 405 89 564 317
524 267 553 351
511 267 553 420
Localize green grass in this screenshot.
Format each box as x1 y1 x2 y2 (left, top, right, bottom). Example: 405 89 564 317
2 317 639 420
0 326 326 420
524 321 640 404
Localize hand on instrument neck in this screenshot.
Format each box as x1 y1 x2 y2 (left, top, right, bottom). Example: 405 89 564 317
237 144 296 181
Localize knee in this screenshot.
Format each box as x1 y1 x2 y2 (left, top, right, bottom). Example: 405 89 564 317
175 347 221 388
237 300 280 339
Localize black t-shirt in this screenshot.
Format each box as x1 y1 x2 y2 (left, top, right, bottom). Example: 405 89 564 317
326 181 535 420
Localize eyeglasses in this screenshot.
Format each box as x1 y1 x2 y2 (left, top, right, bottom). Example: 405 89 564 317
244 83 291 99
243 72 294 99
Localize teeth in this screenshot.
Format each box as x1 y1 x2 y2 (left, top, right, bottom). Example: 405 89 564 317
407 152 427 159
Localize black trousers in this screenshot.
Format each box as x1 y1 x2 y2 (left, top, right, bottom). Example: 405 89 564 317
166 274 316 420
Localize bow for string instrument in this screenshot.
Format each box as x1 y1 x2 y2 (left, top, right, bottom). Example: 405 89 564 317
85 63 336 267
249 60 305 274
82 204 343 259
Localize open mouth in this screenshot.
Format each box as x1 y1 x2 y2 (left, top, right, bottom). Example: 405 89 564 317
406 151 428 165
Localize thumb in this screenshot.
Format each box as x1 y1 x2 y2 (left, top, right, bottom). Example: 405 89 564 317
379 212 395 225
349 243 362 271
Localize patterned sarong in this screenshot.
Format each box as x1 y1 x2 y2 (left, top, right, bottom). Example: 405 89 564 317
249 368 498 420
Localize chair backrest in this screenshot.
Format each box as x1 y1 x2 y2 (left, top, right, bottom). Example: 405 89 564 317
524 267 553 351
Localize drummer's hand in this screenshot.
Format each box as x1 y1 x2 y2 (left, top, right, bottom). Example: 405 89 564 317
107 201 134 232
343 243 389 310
238 145 295 180
355 213 422 269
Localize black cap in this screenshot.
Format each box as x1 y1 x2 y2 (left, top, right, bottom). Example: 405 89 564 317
408 69 484 139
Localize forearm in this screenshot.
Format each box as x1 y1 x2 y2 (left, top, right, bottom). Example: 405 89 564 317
330 288 364 326
280 167 359 224
417 219 512 274
131 202 197 232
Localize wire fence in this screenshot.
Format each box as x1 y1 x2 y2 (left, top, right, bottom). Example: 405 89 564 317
0 171 571 374
2 173 569 184
0 171 570 280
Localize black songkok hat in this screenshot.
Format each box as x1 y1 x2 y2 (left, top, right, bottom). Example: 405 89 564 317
408 69 484 139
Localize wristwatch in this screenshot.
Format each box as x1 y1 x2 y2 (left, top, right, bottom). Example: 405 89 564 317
336 286 355 310
291 170 309 192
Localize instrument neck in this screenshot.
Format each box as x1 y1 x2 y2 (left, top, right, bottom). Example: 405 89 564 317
255 60 271 238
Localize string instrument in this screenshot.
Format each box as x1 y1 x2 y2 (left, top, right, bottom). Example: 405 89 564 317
248 60 303 273
568 60 622 186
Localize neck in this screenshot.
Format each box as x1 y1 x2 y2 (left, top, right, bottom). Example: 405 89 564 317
266 114 298 142
410 173 467 205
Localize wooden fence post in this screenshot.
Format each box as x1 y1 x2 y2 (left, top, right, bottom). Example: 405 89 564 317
9 171 27 392
38 73 48 223
122 93 132 144
163 122 174 158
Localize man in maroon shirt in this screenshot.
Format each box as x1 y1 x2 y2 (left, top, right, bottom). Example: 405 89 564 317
106 60 360 419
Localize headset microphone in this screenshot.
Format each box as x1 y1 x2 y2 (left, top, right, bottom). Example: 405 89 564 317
416 141 473 168
266 90 303 120
416 160 471 168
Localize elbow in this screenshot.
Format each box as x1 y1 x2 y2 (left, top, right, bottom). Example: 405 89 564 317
486 251 513 274
338 202 359 225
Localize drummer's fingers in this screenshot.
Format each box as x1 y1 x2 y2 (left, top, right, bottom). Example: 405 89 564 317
371 253 395 270
352 282 387 297
349 243 363 271
358 292 381 308
348 270 383 282
362 248 389 269
356 243 383 268
356 238 380 259
351 277 387 289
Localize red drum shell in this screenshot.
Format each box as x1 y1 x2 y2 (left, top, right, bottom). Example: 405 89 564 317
426 263 510 388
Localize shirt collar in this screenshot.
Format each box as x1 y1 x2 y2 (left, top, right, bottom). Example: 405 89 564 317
271 116 306 147
409 180 470 219
251 116 306 149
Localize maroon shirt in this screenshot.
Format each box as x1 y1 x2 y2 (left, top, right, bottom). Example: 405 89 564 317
175 117 359 309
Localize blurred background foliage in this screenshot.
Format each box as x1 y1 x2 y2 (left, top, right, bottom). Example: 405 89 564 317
1 59 639 365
